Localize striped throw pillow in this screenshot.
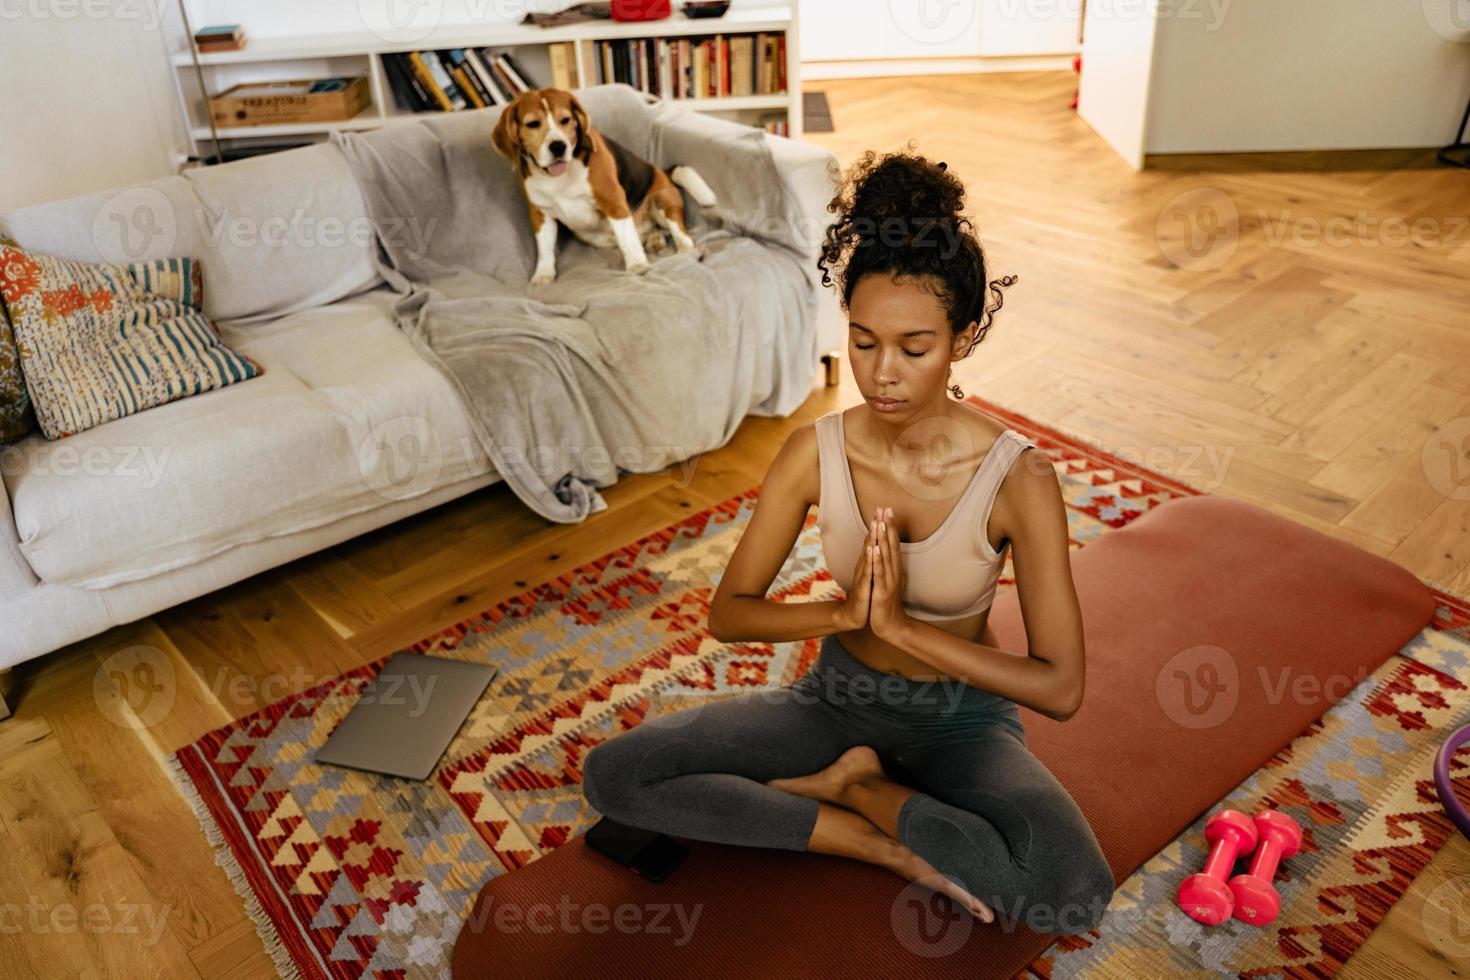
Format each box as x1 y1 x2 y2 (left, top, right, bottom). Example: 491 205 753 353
0 245 263 439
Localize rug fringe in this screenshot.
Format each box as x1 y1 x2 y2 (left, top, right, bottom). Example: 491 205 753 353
1421 573 1470 606
162 752 307 980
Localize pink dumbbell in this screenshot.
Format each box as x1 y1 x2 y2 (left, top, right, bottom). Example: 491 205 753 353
1178 809 1258 925
1229 809 1302 926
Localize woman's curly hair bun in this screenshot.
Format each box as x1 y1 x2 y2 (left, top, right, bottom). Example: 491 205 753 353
817 143 1017 398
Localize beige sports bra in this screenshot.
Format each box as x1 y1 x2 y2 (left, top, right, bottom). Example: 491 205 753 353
815 408 1038 623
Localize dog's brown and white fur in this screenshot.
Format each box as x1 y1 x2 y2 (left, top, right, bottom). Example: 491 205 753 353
492 88 717 284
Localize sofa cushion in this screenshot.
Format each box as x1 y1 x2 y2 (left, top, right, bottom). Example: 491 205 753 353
2 288 492 589
0 247 263 438
0 143 382 325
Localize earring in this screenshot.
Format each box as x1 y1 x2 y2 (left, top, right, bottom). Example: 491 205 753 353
948 367 964 400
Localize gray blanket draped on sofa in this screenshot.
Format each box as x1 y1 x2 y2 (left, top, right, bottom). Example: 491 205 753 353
333 84 820 523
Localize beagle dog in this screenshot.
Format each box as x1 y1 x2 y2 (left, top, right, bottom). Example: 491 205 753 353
491 88 717 284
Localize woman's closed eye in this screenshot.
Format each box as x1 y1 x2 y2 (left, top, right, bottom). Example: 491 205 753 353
855 344 925 358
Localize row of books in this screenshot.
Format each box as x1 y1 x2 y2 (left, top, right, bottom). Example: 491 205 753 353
381 44 577 112
594 32 787 101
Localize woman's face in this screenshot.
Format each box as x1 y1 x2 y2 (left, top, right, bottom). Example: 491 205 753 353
847 273 970 419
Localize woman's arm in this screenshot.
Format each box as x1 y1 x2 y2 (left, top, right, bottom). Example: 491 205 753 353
707 424 845 643
881 448 1086 721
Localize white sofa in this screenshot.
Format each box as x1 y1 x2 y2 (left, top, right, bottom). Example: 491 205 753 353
0 113 844 690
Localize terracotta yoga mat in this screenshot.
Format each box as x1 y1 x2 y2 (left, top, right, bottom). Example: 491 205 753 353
450 493 1437 978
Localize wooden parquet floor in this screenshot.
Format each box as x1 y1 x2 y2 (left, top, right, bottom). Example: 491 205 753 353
1 71 1466 978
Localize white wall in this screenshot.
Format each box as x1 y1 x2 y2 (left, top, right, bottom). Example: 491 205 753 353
1144 0 1470 153
1080 0 1470 165
0 8 185 211
799 0 1078 63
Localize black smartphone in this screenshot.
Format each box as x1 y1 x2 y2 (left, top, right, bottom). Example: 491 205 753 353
584 816 688 883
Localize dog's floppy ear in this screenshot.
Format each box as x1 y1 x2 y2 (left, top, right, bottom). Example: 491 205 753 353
569 94 592 164
492 100 523 174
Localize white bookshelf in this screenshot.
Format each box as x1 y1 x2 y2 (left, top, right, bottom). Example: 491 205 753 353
170 5 801 162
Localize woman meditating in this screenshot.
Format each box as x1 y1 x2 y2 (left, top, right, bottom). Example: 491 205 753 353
581 147 1114 934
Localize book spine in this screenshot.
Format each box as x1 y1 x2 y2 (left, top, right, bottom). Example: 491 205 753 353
497 51 534 92
549 41 572 90
408 51 453 111
423 51 468 110
489 57 519 96
466 49 504 105
382 54 423 112
658 38 670 100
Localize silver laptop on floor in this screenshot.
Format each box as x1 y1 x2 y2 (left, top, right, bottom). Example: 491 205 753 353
313 652 498 781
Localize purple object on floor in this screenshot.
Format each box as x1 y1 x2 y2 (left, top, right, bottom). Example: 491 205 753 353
1436 724 1470 840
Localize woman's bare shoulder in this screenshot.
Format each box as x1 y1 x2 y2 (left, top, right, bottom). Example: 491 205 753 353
765 418 822 511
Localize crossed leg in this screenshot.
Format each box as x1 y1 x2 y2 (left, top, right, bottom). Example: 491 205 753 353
579 684 993 915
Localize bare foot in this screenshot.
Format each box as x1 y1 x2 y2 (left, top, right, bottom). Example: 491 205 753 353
765 745 885 806
887 844 995 924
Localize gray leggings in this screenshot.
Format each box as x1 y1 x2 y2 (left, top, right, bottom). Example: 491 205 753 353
581 632 1115 935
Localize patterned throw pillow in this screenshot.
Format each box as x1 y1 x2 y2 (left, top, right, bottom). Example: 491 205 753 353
0 244 263 439
0 236 35 444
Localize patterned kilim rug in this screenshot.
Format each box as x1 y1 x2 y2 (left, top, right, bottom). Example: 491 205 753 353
167 397 1470 980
